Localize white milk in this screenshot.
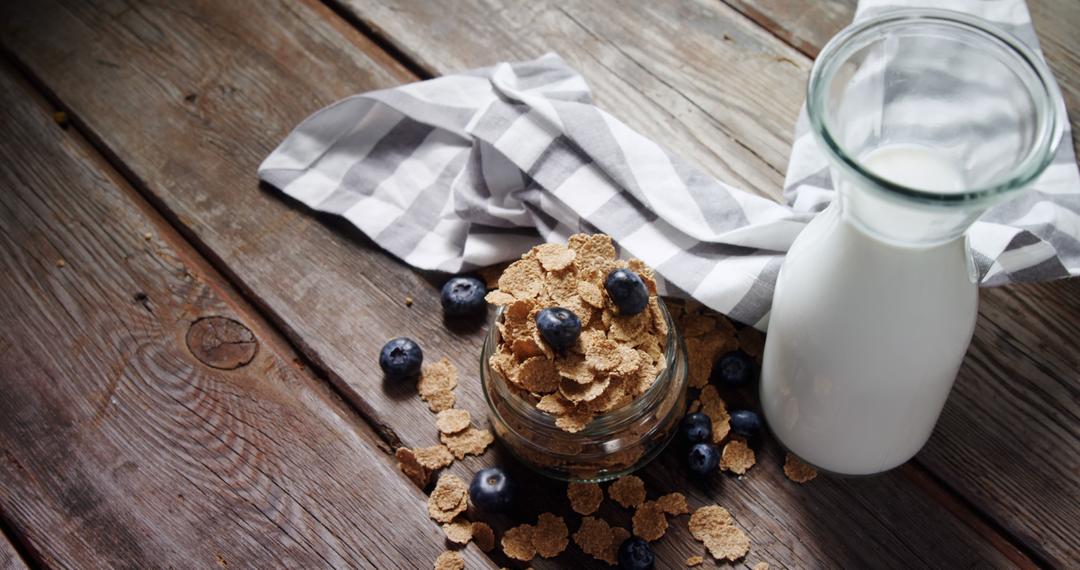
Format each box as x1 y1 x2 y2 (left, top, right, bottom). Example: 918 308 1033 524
761 145 979 475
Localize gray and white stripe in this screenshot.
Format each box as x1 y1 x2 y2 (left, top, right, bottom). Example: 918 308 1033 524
260 0 1079 330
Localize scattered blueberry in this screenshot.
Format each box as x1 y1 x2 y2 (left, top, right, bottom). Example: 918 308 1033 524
604 269 649 316
535 307 581 352
617 537 655 570
730 409 763 438
688 442 720 476
441 275 487 317
378 337 423 380
469 467 515 513
679 412 712 445
710 350 757 388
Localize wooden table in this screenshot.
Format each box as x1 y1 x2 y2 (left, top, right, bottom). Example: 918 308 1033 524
0 1 1076 568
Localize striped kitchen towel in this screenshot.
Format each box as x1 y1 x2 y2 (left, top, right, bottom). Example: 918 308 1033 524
259 0 1079 329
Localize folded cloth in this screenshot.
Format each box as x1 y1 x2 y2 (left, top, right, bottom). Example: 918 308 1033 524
259 0 1079 329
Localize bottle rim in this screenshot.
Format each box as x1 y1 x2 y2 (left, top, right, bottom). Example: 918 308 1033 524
806 8 1065 206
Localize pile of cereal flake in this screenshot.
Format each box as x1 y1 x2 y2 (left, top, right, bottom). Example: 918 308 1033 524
485 234 669 432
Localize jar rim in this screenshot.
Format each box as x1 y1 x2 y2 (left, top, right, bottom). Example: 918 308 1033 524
806 8 1065 206
480 297 683 438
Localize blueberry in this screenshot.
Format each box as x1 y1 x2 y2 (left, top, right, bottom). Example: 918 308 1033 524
679 412 712 445
710 350 757 388
617 537 655 570
730 409 763 438
688 442 720 476
378 337 423 380
441 275 487 317
604 269 649 315
469 467 515 513
535 307 581 352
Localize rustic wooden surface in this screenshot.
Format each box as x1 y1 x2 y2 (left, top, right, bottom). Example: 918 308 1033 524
0 0 1076 568
0 536 27 570
0 62 492 569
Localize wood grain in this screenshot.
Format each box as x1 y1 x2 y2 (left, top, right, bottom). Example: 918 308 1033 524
0 63 494 569
0 0 1046 567
0 536 27 570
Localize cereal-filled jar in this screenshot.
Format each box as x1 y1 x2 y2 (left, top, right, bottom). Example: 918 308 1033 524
480 234 689 482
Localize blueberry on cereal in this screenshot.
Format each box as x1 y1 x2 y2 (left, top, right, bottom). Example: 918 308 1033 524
729 409 763 438
617 537 655 570
441 275 487 317
710 350 757 388
604 269 649 315
379 337 423 380
535 307 581 352
679 412 712 445
688 442 720 476
469 467 515 513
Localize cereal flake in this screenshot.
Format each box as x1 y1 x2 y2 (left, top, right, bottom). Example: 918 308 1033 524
435 409 471 434
720 439 756 475
535 243 577 271
784 453 818 483
686 555 704 567
689 505 750 562
428 474 468 523
533 513 569 558
433 550 463 570
657 492 690 516
567 482 603 515
632 501 668 542
442 517 473 545
440 427 494 459
471 521 495 552
609 475 646 509
502 524 536 561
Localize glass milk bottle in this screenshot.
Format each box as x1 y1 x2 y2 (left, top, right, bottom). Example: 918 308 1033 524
760 10 1065 476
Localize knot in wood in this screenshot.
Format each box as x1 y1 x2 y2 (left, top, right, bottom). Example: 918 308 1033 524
186 316 257 370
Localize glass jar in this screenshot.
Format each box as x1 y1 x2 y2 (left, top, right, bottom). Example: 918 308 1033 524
761 9 1064 476
481 299 688 482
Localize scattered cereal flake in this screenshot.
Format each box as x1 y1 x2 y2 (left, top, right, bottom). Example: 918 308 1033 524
688 399 702 413
478 263 507 289
609 475 646 509
442 517 473 545
720 439 756 475
56 258 66 268
499 257 544 300
533 513 569 557
433 550 464 570
686 555 704 567
657 492 690 516
784 453 818 483
414 445 454 470
578 280 604 308
428 474 468 523
753 562 770 570
699 385 731 443
601 527 631 565
573 516 614 560
682 312 717 337
425 390 456 413
419 358 458 412
689 505 749 562
502 524 536 561
472 521 495 552
143 232 153 240
632 501 668 542
395 447 430 488
404 296 414 307
52 110 68 127
515 356 561 393
567 482 603 515
435 409 471 434
440 427 494 459
511 337 546 359
536 243 577 271
612 345 643 377
485 290 516 305
737 326 765 358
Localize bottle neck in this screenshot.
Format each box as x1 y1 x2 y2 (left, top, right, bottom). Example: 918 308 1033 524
834 169 986 248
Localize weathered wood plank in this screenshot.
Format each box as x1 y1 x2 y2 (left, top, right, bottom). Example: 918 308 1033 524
0 0 1038 567
0 536 28 570
0 64 494 569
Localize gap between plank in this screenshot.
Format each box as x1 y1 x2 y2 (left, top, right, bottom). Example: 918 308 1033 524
321 0 435 79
